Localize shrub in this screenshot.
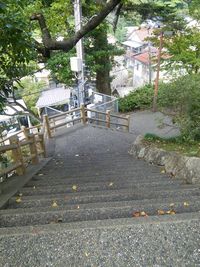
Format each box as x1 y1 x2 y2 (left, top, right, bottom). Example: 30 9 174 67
118 84 154 112
158 74 200 141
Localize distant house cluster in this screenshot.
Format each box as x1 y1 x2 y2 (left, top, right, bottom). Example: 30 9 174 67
123 26 158 89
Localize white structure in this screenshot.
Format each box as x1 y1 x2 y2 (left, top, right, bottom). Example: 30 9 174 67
123 27 158 88
36 87 71 117
0 99 31 138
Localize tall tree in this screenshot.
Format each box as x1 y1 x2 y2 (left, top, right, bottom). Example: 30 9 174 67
0 0 122 112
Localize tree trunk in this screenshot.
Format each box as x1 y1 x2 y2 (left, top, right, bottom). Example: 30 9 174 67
96 68 111 95
94 27 111 95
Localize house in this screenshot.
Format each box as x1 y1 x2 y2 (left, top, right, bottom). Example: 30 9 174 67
123 27 159 88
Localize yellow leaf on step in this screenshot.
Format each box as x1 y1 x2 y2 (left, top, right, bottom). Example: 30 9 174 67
109 182 113 187
157 209 165 215
16 197 22 203
169 203 175 207
84 252 89 257
72 185 77 191
184 202 189 207
166 209 176 215
33 186 36 190
160 169 165 174
133 211 140 217
140 211 148 217
52 200 58 208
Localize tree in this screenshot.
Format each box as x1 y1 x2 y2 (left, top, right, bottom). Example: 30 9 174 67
0 0 187 113
0 0 122 112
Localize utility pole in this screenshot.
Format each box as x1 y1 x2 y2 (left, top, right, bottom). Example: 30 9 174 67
152 31 163 112
147 27 152 85
74 0 85 106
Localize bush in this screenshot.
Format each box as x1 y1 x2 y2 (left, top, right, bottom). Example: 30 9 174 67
118 85 154 112
158 74 200 141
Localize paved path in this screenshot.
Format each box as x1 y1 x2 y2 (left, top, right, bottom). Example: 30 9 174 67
129 110 180 138
0 124 200 266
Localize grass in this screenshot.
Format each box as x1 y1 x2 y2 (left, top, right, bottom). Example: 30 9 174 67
144 133 200 157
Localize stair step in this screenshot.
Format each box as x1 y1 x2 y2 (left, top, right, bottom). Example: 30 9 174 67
0 213 199 266
25 174 175 187
20 180 191 196
1 197 200 228
7 187 200 209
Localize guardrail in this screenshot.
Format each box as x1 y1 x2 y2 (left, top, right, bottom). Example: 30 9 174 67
0 125 46 179
45 105 130 138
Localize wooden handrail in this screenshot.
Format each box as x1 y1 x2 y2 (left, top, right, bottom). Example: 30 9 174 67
48 107 81 120
44 105 130 136
0 130 23 144
85 108 107 115
110 113 128 120
50 117 82 130
0 128 46 178
0 144 18 153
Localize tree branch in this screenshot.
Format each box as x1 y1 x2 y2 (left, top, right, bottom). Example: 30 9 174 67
31 0 122 53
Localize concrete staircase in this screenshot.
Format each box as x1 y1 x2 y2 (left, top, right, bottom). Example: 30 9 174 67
0 125 200 266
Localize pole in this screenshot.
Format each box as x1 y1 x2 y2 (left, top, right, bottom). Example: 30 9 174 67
152 31 163 112
74 0 85 106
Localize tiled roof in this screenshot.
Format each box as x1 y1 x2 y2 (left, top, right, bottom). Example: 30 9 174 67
128 27 154 42
134 52 150 64
36 87 71 108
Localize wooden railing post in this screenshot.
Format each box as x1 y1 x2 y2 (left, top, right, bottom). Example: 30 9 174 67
43 114 52 138
80 105 86 125
21 126 29 139
38 132 46 157
127 115 130 132
9 136 25 175
27 134 39 164
106 110 111 128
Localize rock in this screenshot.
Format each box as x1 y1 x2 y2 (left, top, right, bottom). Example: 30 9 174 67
130 136 200 184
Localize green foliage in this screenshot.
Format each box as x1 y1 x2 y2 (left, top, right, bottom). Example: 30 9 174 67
144 133 200 157
0 0 37 109
16 78 46 114
46 51 75 85
158 74 200 141
119 85 154 112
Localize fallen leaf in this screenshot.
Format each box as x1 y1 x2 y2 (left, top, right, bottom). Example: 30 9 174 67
52 200 58 208
38 173 44 176
18 193 23 197
184 202 189 207
160 169 165 174
109 182 114 187
33 186 36 190
157 209 165 215
77 205 80 209
133 211 140 217
169 209 176 215
72 185 77 191
16 197 22 203
140 211 148 217
84 252 90 257
169 203 175 207
166 209 176 215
